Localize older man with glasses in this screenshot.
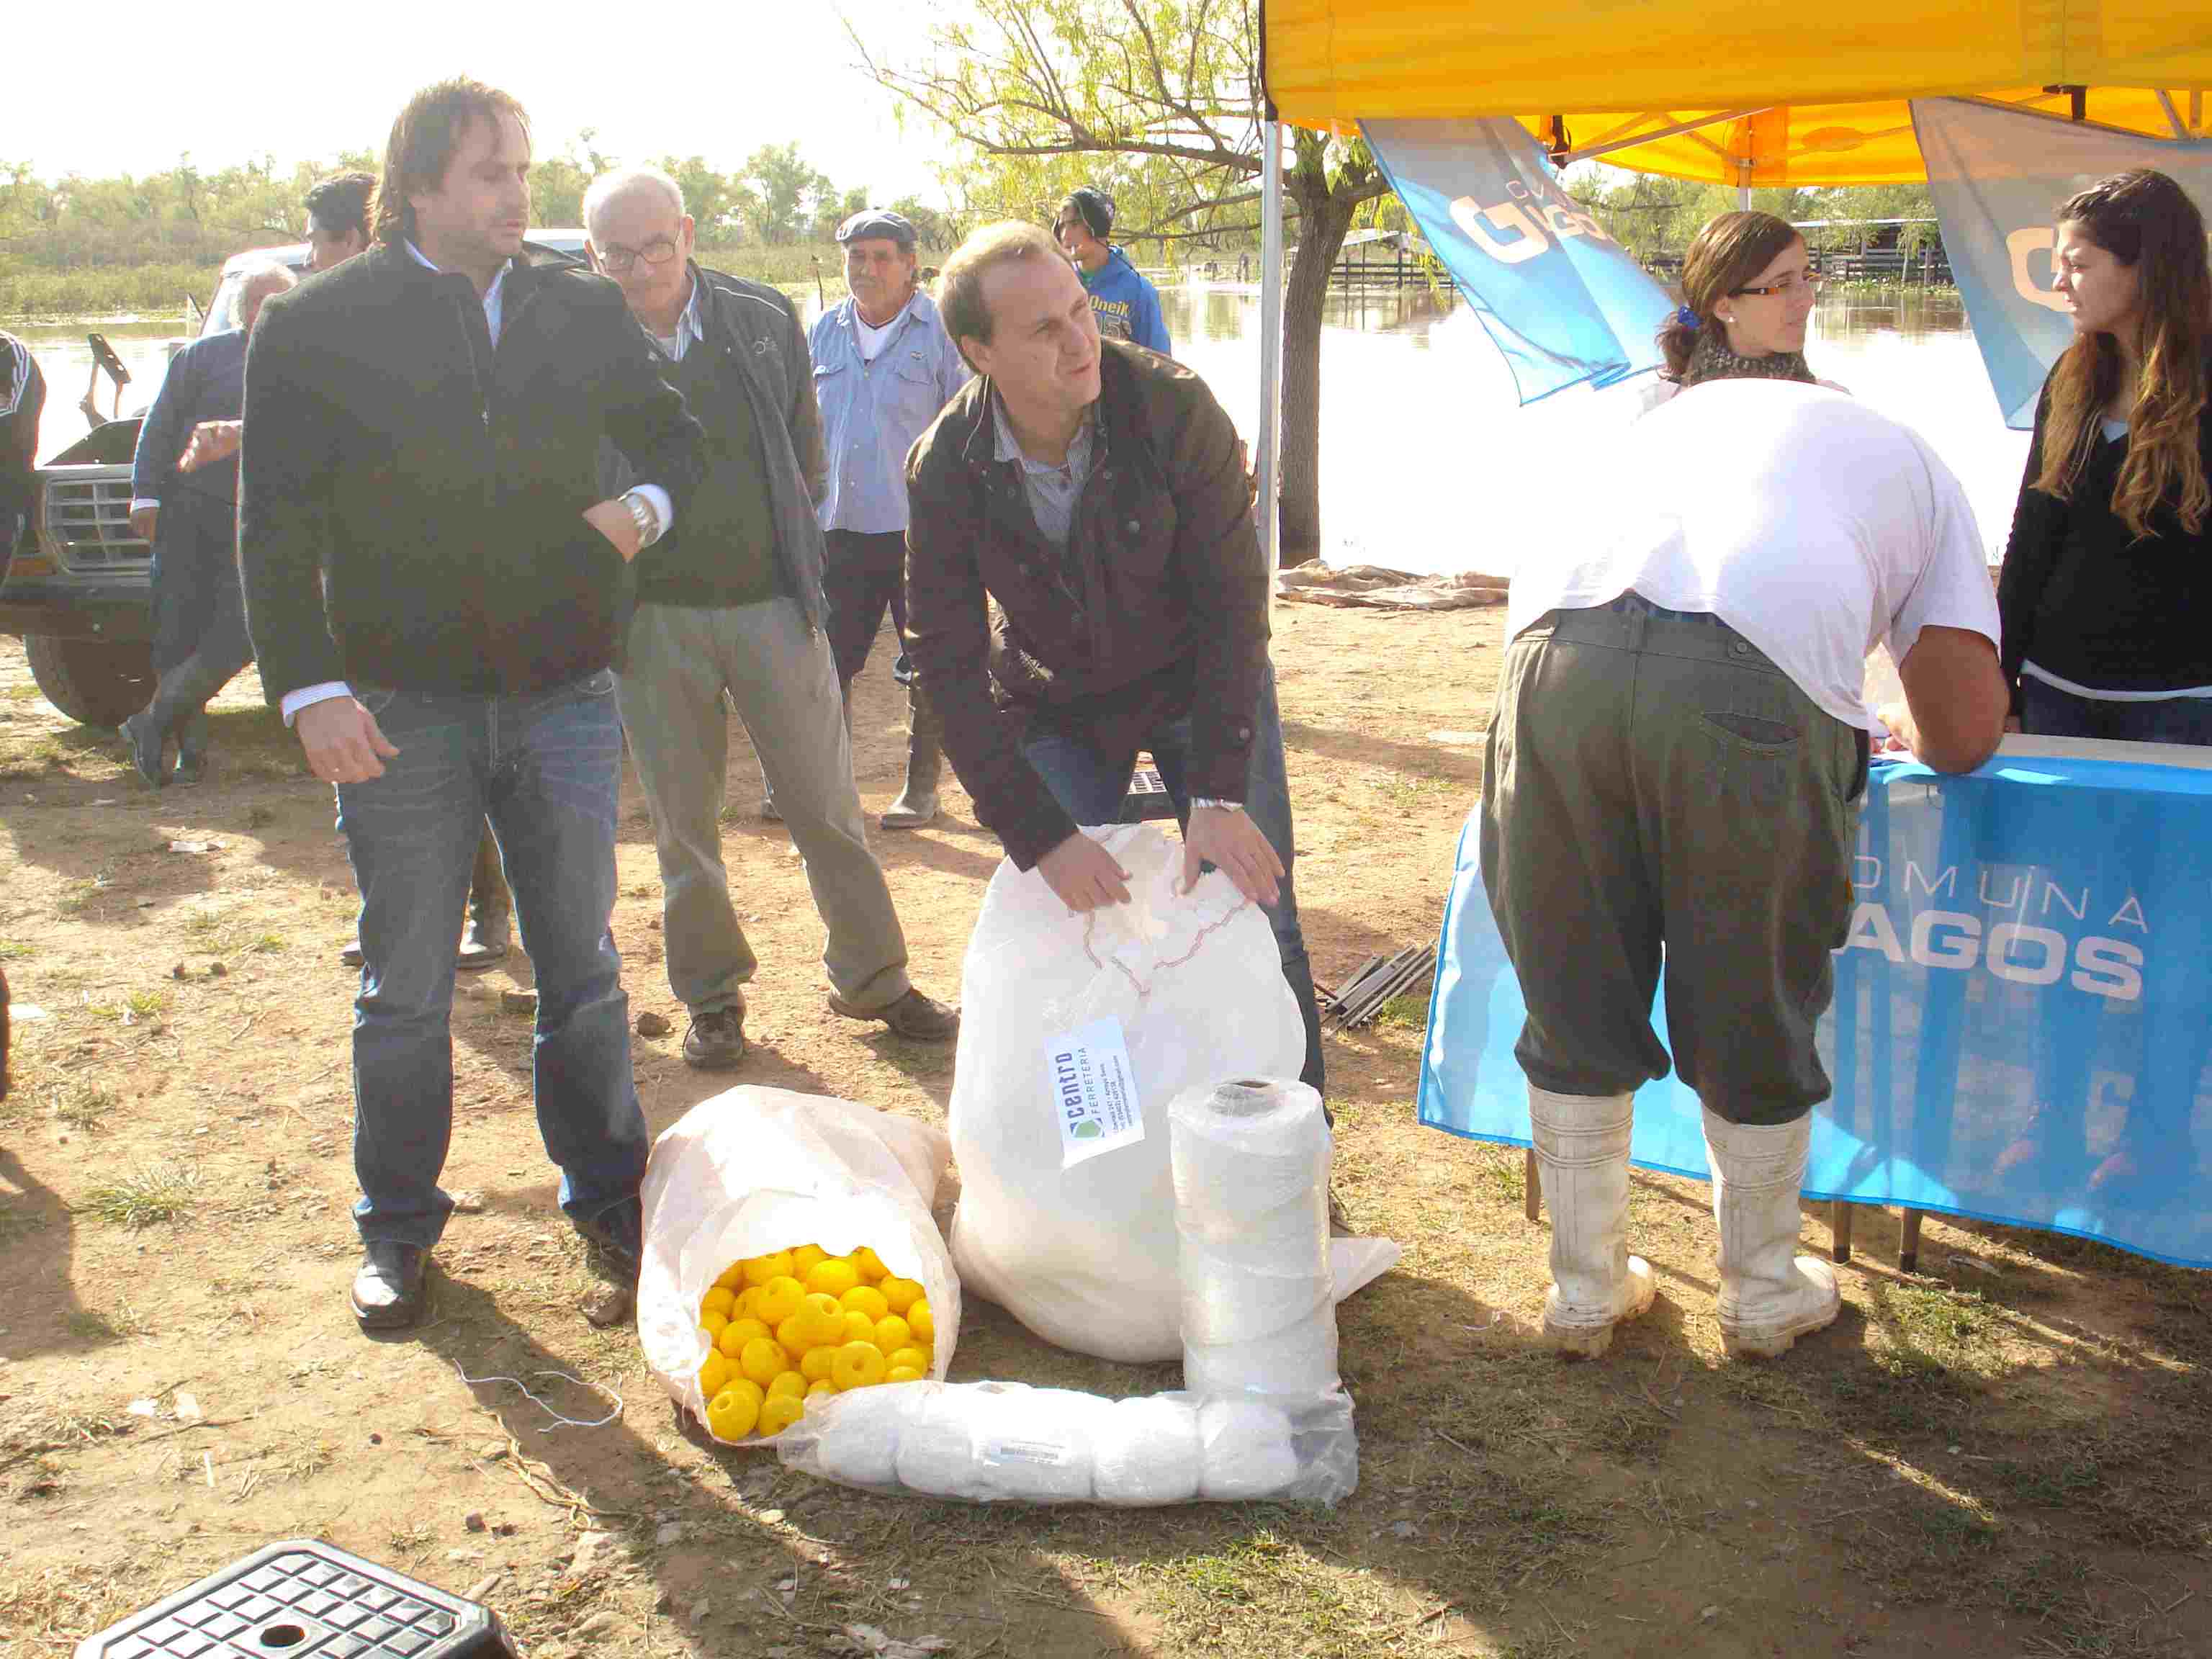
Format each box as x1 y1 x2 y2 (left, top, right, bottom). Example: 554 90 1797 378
583 168 957 1073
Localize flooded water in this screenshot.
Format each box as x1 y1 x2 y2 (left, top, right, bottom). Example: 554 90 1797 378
22 284 2032 572
1156 279 2033 574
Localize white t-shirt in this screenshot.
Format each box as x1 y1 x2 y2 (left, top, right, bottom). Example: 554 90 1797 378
1506 380 2000 731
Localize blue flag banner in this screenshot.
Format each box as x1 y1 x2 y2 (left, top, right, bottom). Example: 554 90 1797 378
1362 118 1676 404
1419 749 2212 1268
1910 97 2212 431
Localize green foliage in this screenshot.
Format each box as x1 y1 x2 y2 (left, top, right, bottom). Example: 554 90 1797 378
1564 166 1943 265
0 135 911 317
856 0 1274 265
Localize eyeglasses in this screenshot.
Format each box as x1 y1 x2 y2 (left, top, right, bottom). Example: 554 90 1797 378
1732 270 1825 297
597 236 680 275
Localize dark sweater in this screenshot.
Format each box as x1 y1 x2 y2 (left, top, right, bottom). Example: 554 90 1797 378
238 243 705 705
1997 373 2212 706
635 341 783 608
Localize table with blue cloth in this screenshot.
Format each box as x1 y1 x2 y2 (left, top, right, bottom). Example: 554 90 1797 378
1420 738 2212 1270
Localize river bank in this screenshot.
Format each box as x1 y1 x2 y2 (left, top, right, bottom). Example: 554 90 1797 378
1 242 850 326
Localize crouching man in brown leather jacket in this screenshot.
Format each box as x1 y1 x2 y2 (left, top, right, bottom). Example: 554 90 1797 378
902 222 1324 1089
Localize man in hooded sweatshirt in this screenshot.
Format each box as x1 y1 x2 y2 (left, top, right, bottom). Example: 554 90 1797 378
1054 188 1171 357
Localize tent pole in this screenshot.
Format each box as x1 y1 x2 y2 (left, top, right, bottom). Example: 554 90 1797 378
1257 118 1285 582
1737 158 1753 209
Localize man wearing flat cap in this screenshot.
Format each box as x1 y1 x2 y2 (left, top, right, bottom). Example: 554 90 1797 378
809 207 971 829
1055 187 1172 357
583 168 958 1072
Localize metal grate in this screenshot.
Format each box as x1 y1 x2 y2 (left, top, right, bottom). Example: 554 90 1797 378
42 473 151 575
77 1539 512 1659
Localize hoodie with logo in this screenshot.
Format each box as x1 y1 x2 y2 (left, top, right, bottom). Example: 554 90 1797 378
1079 247 1172 357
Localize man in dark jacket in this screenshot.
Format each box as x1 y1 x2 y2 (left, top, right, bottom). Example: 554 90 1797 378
583 168 956 1071
905 222 1323 1090
239 78 705 1332
120 264 293 786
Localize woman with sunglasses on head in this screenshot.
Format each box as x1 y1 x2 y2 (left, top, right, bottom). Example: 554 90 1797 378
1992 168 2212 1200
1654 211 1840 395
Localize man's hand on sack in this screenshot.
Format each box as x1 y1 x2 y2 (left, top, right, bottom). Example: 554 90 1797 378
296 696 400 784
1039 832 1133 912
176 419 243 474
1183 806 1283 907
582 498 642 563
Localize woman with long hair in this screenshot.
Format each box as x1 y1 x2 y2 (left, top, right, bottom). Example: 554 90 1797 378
1994 168 2212 1199
1997 168 2212 742
1655 211 1831 390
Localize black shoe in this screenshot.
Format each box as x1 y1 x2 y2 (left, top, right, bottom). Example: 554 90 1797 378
575 1197 643 1327
828 986 960 1042
174 750 207 787
350 1241 431 1330
120 711 170 788
683 1003 747 1070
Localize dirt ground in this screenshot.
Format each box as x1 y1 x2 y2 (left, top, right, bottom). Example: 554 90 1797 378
1 605 2208 1659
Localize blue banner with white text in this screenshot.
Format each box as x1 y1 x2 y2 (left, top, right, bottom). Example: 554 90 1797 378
1419 751 2212 1268
1362 118 1675 404
1910 97 2212 430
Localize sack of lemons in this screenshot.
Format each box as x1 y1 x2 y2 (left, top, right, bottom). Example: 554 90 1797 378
697 1243 935 1444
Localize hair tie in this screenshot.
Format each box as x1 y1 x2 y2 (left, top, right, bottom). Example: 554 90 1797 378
1673 305 1699 332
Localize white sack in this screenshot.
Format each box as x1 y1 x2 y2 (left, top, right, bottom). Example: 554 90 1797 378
948 824 1305 1361
637 1086 958 1440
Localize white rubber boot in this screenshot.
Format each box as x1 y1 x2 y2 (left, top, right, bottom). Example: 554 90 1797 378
1528 1086 1655 1357
1701 1107 1841 1358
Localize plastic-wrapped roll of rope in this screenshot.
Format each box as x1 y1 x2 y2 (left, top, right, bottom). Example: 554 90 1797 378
1169 1077 1340 1398
780 1381 1360 1507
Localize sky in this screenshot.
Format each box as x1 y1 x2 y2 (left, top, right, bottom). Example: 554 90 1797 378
8 1 950 203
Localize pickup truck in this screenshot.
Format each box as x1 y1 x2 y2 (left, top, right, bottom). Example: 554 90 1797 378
1 233 588 724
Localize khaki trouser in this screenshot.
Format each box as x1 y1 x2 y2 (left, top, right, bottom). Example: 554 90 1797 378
616 597 911 1015
1479 593 1864 1125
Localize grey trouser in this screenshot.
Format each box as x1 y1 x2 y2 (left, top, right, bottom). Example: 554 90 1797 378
1479 593 1863 1125
616 597 911 1015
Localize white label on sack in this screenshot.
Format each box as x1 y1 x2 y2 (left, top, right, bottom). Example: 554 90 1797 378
1046 1016 1144 1168
983 1436 1076 1467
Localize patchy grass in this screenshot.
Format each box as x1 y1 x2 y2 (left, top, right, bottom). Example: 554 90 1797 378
1370 992 1429 1032
65 1303 152 1343
0 939 32 959
78 1162 199 1230
53 1082 117 1132
125 988 171 1022
56 876 110 915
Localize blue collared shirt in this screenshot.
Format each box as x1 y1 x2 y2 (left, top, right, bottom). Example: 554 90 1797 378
807 288 970 535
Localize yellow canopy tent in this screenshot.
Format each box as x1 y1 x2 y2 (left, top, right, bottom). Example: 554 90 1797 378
1262 2 2212 184
1240 1 2212 565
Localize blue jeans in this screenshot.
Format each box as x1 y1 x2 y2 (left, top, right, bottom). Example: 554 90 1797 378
335 670 646 1250
1021 663 1326 1092
146 491 252 757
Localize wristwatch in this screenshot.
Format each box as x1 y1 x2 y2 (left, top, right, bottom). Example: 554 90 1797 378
621 489 663 550
1189 797 1244 813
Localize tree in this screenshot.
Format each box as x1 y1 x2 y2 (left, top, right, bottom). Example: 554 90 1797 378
853 0 1390 565
742 143 837 245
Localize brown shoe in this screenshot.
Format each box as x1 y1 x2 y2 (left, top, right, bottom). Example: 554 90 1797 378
828 986 960 1041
